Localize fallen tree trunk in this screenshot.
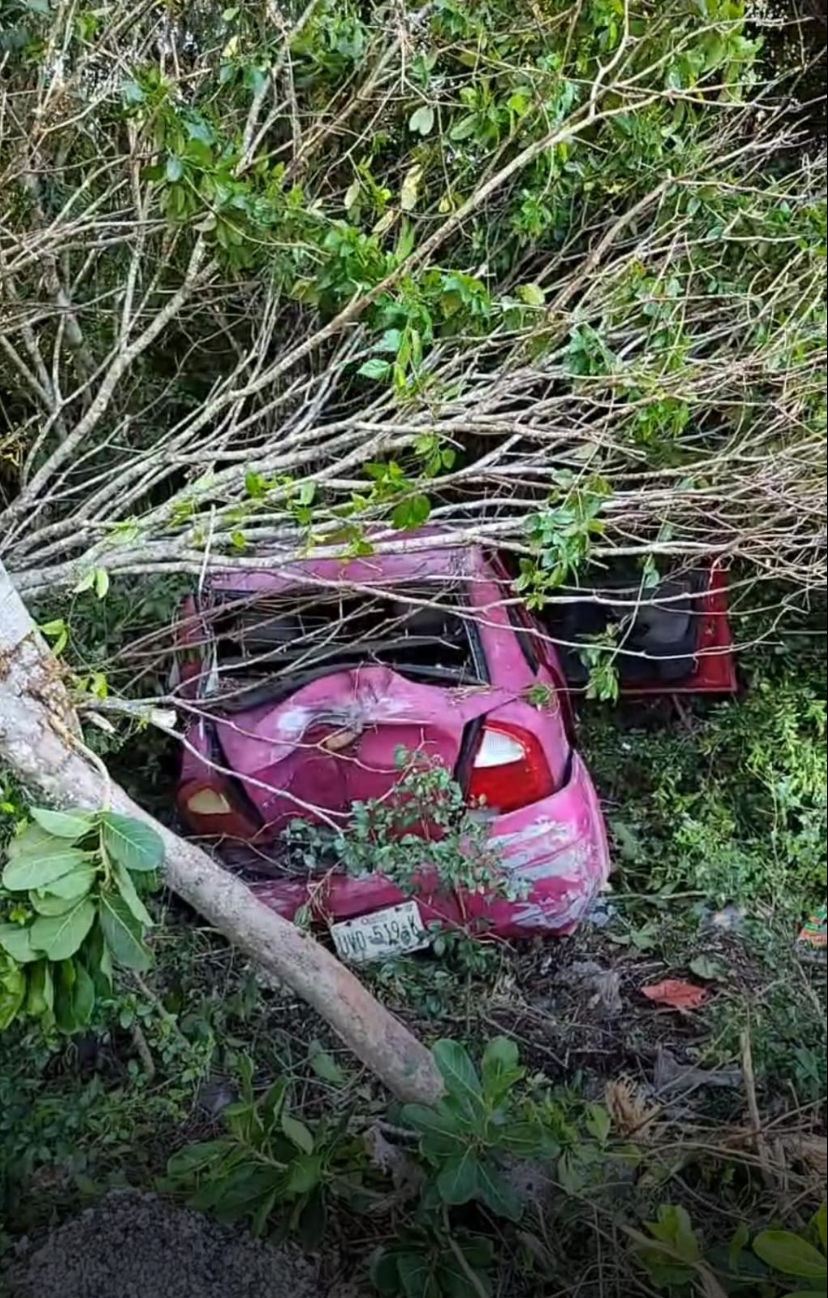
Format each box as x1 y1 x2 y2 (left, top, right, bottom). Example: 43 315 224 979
0 559 442 1105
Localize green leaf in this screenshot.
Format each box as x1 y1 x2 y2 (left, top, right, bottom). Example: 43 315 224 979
99 893 152 970
29 898 96 960
42 866 97 900
166 155 184 182
167 1140 230 1179
409 104 435 135
391 494 431 530
396 1252 436 1298
286 1154 323 1195
400 1102 466 1154
516 283 545 307
308 1041 348 1086
113 860 154 927
436 1149 480 1205
2 845 89 892
449 114 478 142
101 813 163 872
0 959 26 1029
281 1111 315 1154
586 1104 612 1144
30 808 92 839
476 1159 523 1222
94 567 110 600
358 358 391 381
29 865 96 908
72 962 95 1028
689 954 727 981
815 1203 827 1253
24 960 54 1016
0 923 39 964
753 1231 828 1279
433 1040 483 1106
29 891 75 917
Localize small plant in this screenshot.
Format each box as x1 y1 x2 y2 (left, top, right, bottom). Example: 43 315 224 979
285 748 525 908
632 1201 828 1296
165 1054 366 1246
0 806 161 1033
371 1224 494 1298
400 1038 555 1223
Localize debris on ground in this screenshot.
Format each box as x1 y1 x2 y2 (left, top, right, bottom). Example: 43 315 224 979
641 979 709 1010
2 1191 321 1298
797 904 827 953
654 1047 742 1095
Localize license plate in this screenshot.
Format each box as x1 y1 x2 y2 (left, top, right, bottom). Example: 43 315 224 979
330 901 430 965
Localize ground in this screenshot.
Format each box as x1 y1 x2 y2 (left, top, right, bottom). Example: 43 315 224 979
3 1191 322 1298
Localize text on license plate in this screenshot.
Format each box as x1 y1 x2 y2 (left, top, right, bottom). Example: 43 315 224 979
330 901 430 964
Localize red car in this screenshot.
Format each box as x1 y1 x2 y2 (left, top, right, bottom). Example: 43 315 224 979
171 544 734 957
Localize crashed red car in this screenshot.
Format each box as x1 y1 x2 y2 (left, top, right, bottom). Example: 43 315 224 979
171 544 734 954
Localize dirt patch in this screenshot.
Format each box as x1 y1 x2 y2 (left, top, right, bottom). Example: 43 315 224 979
2 1191 321 1298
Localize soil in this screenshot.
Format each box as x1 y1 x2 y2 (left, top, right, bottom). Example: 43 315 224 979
2 1191 323 1298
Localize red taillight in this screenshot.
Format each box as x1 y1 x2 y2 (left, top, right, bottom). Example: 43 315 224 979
467 722 555 814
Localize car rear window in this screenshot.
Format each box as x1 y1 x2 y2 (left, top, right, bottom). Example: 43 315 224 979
206 583 488 686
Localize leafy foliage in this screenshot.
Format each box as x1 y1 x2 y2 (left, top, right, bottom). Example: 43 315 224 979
0 808 161 1033
285 749 524 907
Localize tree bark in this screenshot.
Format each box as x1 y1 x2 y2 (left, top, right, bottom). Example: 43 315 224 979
0 559 442 1105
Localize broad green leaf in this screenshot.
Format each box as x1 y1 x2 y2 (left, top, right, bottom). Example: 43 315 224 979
753 1231 827 1279
308 1041 348 1086
400 1102 466 1154
281 1111 315 1154
409 104 435 135
29 890 75 917
113 860 154 927
30 807 92 839
0 959 26 1029
24 960 54 1016
0 923 39 963
94 567 109 600
517 283 545 307
5 823 55 859
395 1251 435 1298
285 1154 323 1195
449 114 478 141
358 358 391 381
43 866 97 900
2 845 89 892
391 494 431 530
167 1140 230 1178
476 1159 523 1222
99 893 152 970
212 1163 283 1219
72 962 95 1027
30 898 96 960
482 1036 519 1076
433 1040 482 1106
29 870 95 913
101 813 163 872
436 1148 480 1205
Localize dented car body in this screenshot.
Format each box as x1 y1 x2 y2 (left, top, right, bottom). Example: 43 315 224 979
173 545 612 938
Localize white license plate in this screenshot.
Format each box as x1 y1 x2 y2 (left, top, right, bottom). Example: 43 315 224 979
330 901 430 965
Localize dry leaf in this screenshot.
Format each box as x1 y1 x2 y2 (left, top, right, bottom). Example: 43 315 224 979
605 1077 658 1139
641 979 708 1010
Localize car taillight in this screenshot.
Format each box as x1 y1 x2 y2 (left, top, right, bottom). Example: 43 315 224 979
467 722 555 814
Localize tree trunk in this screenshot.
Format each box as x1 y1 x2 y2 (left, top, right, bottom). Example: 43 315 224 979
0 560 442 1105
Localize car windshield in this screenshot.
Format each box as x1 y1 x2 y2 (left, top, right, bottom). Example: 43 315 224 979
203 582 488 694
